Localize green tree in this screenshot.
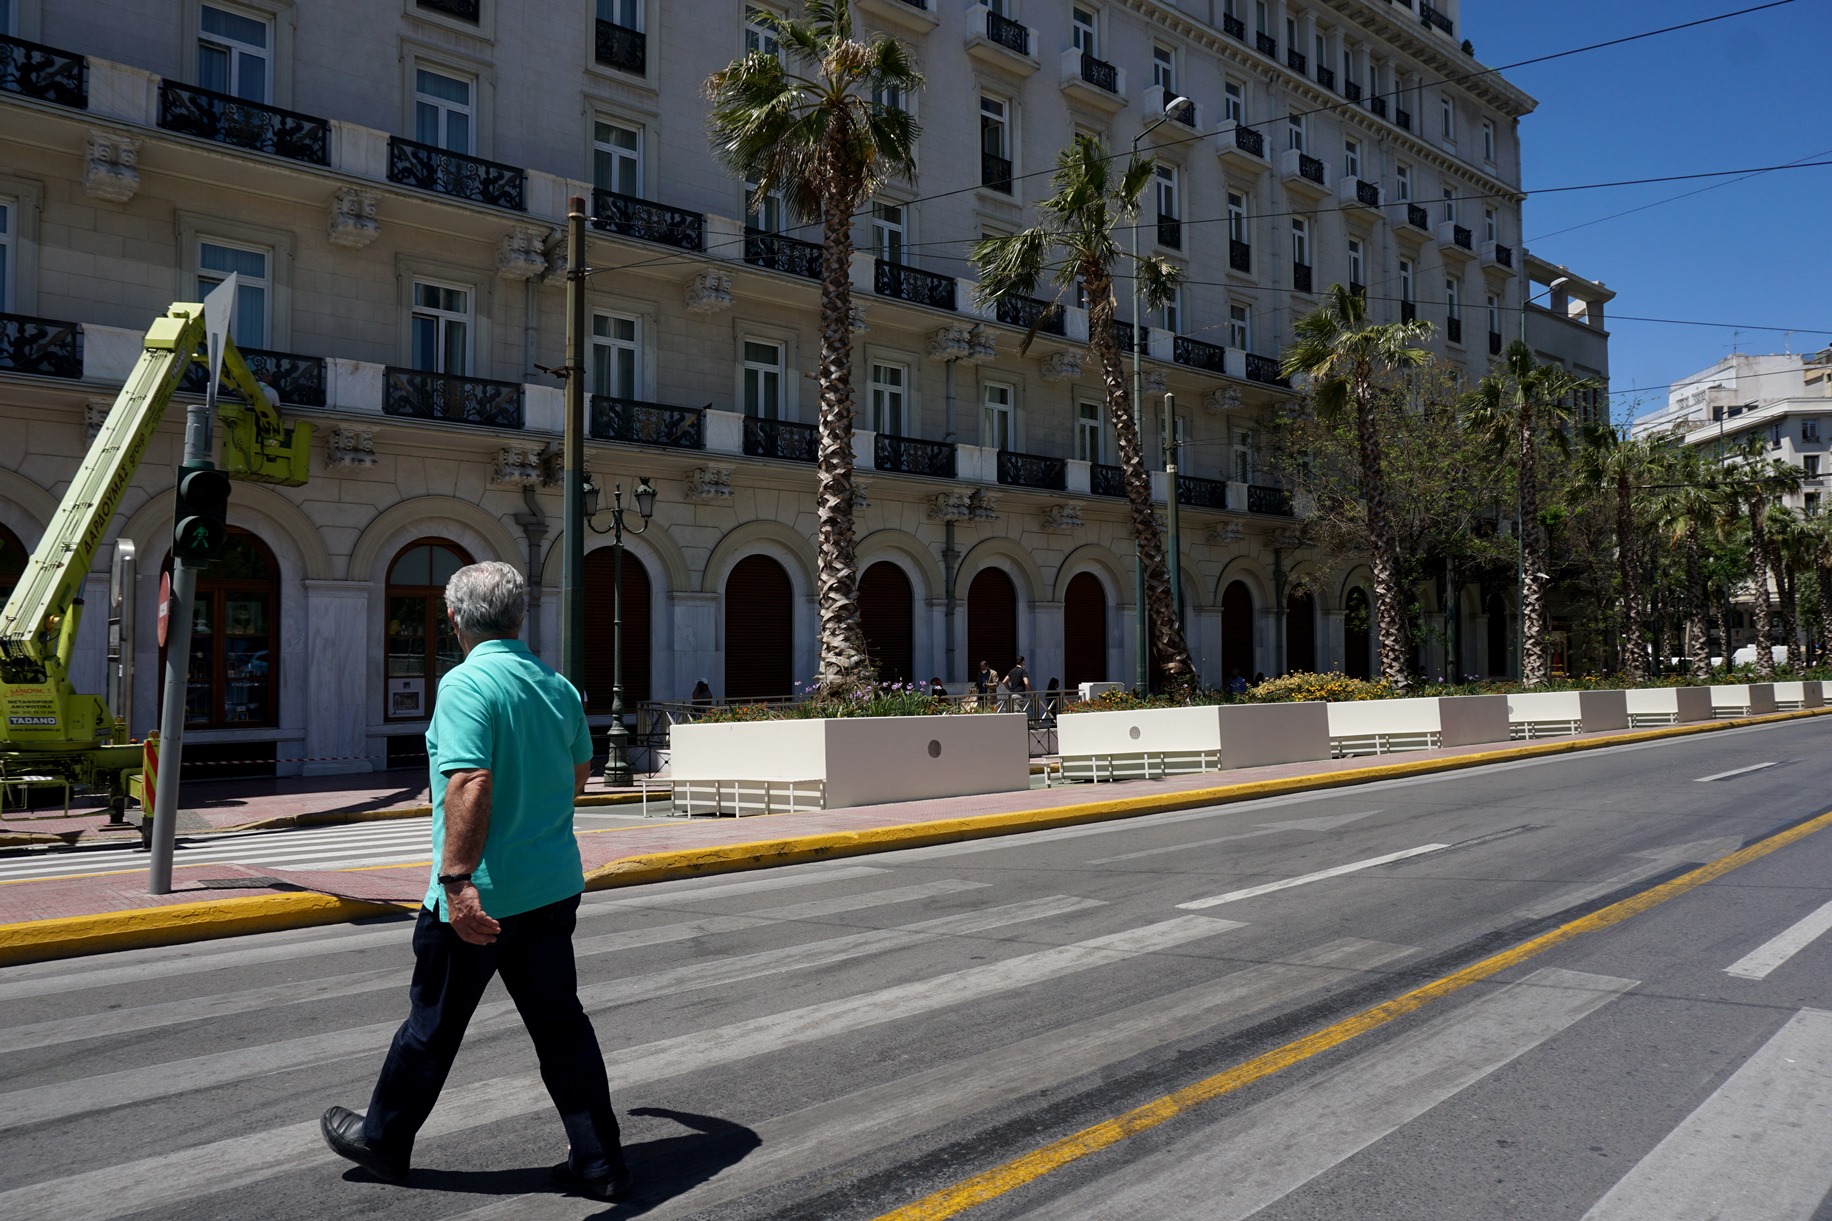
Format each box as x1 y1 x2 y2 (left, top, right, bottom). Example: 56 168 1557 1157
705 1 922 687
1576 424 1658 682
971 135 1194 687
1653 446 1729 678
1719 441 1803 676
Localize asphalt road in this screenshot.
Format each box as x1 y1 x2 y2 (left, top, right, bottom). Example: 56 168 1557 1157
4 717 1832 1219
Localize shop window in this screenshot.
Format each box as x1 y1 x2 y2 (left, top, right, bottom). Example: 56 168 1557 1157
160 528 280 729
385 539 472 721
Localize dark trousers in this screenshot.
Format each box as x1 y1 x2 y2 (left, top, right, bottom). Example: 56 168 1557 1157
363 893 625 1176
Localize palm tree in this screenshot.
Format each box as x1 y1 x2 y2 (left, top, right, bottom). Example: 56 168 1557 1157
1719 441 1803 677
1467 341 1589 687
1804 505 1832 666
1279 285 1432 688
705 2 922 688
1651 446 1722 679
1577 424 1655 682
1765 501 1811 660
971 135 1195 688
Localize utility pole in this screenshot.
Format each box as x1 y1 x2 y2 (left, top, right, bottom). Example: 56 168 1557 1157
561 197 587 688
1164 391 1180 623
1135 542 1148 691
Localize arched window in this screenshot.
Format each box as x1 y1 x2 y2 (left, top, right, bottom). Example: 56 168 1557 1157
1345 587 1373 680
385 539 471 720
1286 590 1317 674
724 554 794 700
1063 572 1108 690
1221 580 1254 683
583 547 651 712
859 561 914 684
966 567 1018 681
0 522 26 606
160 529 280 728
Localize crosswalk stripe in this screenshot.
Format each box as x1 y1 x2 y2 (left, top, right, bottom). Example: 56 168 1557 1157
1724 900 1832 981
1580 1008 1832 1220
1017 967 1637 1220
0 915 1240 1219
1175 843 1450 909
0 828 438 880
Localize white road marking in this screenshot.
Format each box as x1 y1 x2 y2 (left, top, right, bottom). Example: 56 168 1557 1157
1021 968 1637 1221
1176 843 1449 909
1581 1008 1832 1220
1693 762 1778 782
1725 899 1832 981
1089 810 1382 865
1515 837 1744 922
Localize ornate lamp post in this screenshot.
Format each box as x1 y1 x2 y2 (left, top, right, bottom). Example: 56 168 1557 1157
583 474 656 787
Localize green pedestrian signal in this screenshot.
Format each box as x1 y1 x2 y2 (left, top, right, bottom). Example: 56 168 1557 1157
172 466 230 563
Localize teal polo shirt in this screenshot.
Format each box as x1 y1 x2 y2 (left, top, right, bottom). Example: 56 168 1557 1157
423 638 592 920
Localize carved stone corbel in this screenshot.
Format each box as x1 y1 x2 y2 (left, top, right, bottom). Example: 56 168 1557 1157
1041 503 1083 531
1142 370 1170 398
1040 350 1083 382
84 399 113 445
1204 387 1242 415
326 186 381 249
926 324 972 362
496 225 551 281
964 324 998 364
928 490 972 521
969 489 1001 521
1207 521 1246 545
490 446 542 489
325 425 379 470
684 465 734 502
83 131 140 204
684 269 734 315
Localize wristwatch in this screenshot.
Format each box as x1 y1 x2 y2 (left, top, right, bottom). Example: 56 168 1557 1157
437 872 473 888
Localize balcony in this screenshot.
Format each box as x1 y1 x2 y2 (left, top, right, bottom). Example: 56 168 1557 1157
157 81 330 165
1396 202 1432 235
743 416 818 463
1396 107 1412 131
1060 49 1126 112
1173 335 1228 374
1343 80 1362 103
1420 2 1455 35
981 150 1013 194
1110 320 1147 354
875 433 957 478
1091 463 1127 498
1348 281 1366 300
1244 352 1290 387
383 368 524 429
1446 317 1463 345
590 396 706 450
1481 241 1515 270
0 33 88 109
0 312 83 379
856 0 939 35
1214 122 1267 173
1489 331 1503 356
594 19 646 74
1142 84 1198 130
1178 475 1229 511
1157 214 1182 250
592 189 706 252
1247 484 1294 516
1229 239 1252 274
1287 49 1307 74
180 347 327 407
1400 300 1416 323
1292 261 1313 293
1255 32 1278 59
1279 148 1330 198
1337 175 1381 212
997 449 1067 491
743 228 823 280
387 137 525 211
994 294 1065 336
874 260 957 311
1369 96 1388 119
966 6 1039 73
1222 13 1246 40
1437 222 1475 258
1316 65 1335 91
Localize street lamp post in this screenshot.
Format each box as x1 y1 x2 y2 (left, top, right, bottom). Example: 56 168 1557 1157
562 197 589 689
584 475 657 787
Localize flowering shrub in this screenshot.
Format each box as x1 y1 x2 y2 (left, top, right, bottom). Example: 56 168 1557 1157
1242 671 1392 703
693 680 991 723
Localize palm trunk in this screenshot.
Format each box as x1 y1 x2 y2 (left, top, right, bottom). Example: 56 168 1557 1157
811 178 871 687
1747 500 1776 677
1353 368 1407 689
1518 409 1548 687
1085 274 1194 689
1816 553 1832 667
1686 524 1710 680
1615 473 1647 683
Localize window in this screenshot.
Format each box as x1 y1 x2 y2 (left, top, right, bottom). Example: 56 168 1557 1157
1076 401 1103 463
1399 259 1414 304
1481 119 1496 162
197 240 269 347
162 530 280 729
1369 60 1382 100
1445 277 1460 320
1286 15 1298 53
873 76 906 114
590 312 639 399
1344 138 1360 179
1439 93 1454 140
745 6 781 58
1807 455 1821 477
198 4 271 102
1442 187 1457 224
411 281 470 374
980 95 1010 186
869 361 906 435
1347 238 1364 287
1223 79 1244 125
1152 45 1174 92
1803 418 1821 442
982 381 1014 449
1396 162 1411 201
1342 49 1354 87
592 119 641 198
1315 31 1328 74
745 178 785 232
1290 216 1309 265
1484 207 1497 244
1809 492 1821 513
1072 7 1098 58
1155 163 1178 223
1287 111 1305 153
414 67 473 153
743 339 783 419
1772 423 1784 449
1487 294 1500 335
385 540 470 721
1232 429 1254 484
598 0 640 31
1229 302 1251 351
1227 190 1248 244
0 197 13 313
872 202 905 262
1157 285 1181 334
1254 0 1269 36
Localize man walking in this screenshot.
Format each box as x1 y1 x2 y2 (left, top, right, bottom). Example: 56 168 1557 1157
1005 654 1033 716
321 561 630 1201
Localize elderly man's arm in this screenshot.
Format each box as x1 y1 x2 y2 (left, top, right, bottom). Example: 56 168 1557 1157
441 768 501 945
575 761 591 797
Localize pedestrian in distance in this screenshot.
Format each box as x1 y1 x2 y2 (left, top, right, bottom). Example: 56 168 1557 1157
321 561 632 1202
690 678 713 708
1044 676 1061 722
929 675 948 699
1228 668 1248 696
1006 655 1033 716
974 659 995 708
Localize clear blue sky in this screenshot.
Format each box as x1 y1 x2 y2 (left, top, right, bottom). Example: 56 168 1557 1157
1463 0 1832 423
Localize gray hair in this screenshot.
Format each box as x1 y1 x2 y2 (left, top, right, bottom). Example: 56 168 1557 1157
445 561 526 637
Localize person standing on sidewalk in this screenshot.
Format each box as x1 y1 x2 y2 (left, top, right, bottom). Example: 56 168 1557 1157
321 561 631 1202
1005 655 1033 717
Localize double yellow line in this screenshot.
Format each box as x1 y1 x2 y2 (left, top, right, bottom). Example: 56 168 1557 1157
872 806 1832 1221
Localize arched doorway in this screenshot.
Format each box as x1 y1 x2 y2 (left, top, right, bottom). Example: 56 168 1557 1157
1063 572 1107 691
1344 586 1372 679
160 528 281 728
858 561 914 684
1487 590 1511 677
583 547 651 712
725 554 793 700
0 522 25 604
1221 580 1254 684
384 539 471 722
966 567 1018 681
1286 590 1316 674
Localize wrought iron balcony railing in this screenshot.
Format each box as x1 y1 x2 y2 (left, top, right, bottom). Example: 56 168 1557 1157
1247 484 1294 515
418 0 478 18
1446 317 1463 344
180 347 327 406
594 18 646 74
1110 319 1147 354
1400 300 1417 323
1292 261 1313 293
1178 475 1229 511
1489 331 1503 356
1157 214 1182 249
874 259 957 311
1420 2 1455 34
1244 352 1290 387
1316 65 1335 91
743 228 823 280
1370 96 1387 118
997 449 1067 491
1493 243 1514 268
1091 463 1127 498
590 395 706 450
1078 53 1119 93
1255 32 1277 58
0 312 82 379
1407 202 1431 230
1355 178 1381 207
591 188 705 251
1348 281 1366 300
1287 49 1307 73
1298 153 1325 184
1452 224 1472 250
387 137 525 210
743 416 818 463
1222 13 1246 39
982 151 1012 193
158 80 330 165
1173 335 1228 374
1343 80 1362 102
986 10 1029 55
383 368 524 428
1229 239 1252 273
1396 107 1412 131
995 294 1065 336
0 33 87 108
1229 124 1264 157
875 433 957 478
1170 97 1197 127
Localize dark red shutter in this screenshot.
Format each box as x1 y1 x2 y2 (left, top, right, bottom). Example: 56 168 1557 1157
1221 580 1254 682
725 554 794 700
859 562 914 684
966 567 1018 680
582 549 651 712
1063 572 1108 690
1286 591 1316 674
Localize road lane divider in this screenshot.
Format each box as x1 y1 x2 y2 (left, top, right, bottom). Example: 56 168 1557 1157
1724 898 1832 980
1176 844 1449 910
1693 761 1779 782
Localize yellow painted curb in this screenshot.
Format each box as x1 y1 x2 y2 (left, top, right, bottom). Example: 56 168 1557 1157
219 788 654 832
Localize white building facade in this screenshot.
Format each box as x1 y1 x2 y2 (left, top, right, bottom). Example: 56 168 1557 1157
0 0 1542 776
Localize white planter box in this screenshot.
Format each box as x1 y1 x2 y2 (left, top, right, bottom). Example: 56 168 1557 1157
1506 690 1629 739
1624 686 1715 726
1056 702 1331 780
1709 683 1778 718
1771 681 1823 710
669 713 1030 814
1326 695 1510 757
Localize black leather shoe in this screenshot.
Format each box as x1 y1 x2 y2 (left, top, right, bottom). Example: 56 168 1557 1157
321 1106 409 1183
552 1159 634 1201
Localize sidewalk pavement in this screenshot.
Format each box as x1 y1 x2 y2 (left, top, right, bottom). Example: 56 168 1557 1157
2 707 1827 966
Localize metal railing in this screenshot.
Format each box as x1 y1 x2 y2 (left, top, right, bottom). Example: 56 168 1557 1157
1229 239 1253 272
1396 107 1412 131
1349 281 1366 300
1157 214 1182 249
997 449 1067 490
1173 334 1228 374
874 259 957 311
995 294 1065 336
1400 300 1417 322
157 81 329 164
0 32 87 108
1292 261 1313 293
1244 352 1290 387
743 228 823 280
0 312 82 379
986 10 1030 55
1343 80 1362 102
1178 475 1229 510
1452 225 1473 250
1489 331 1503 356
981 151 1013 193
1091 463 1127 497
1317 65 1336 90
591 188 705 251
387 137 525 210
594 18 646 74
1420 2 1455 34
1229 124 1264 157
875 433 957 478
1447 317 1463 344
1297 153 1325 184
1287 49 1307 73
1222 13 1245 39
1355 178 1381 207
590 396 706 450
1493 243 1514 268
1407 202 1430 229
742 417 818 462
1078 53 1119 92
1247 484 1294 515
181 347 326 406
1370 96 1388 118
1255 32 1278 57
383 368 524 428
